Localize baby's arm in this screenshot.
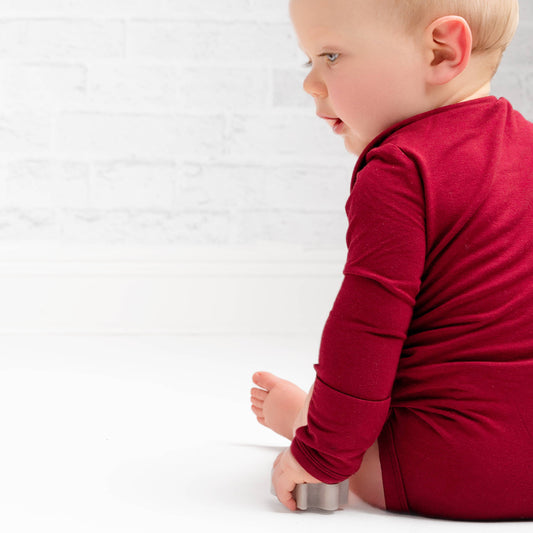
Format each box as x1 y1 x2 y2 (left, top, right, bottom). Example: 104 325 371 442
290 145 426 483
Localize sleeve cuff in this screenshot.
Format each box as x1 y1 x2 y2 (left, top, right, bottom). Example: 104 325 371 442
291 376 391 483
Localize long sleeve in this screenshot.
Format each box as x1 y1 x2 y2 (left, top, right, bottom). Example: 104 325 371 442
291 145 426 483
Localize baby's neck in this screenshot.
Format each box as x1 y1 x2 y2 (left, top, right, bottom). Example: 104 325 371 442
458 81 492 103
432 79 491 111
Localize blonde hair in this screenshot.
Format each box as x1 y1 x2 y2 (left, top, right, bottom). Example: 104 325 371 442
390 0 519 74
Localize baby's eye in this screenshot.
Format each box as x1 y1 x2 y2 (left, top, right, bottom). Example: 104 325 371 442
324 52 340 63
302 53 339 68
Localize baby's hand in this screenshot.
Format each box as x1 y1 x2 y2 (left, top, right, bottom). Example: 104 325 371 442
271 448 320 511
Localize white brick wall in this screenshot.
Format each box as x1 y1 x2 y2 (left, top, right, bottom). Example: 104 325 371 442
0 1 530 246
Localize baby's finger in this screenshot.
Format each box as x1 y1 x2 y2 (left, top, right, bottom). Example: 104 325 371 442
277 487 297 511
272 469 297 511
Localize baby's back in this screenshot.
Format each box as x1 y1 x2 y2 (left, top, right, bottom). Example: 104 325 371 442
381 97 533 519
399 97 533 366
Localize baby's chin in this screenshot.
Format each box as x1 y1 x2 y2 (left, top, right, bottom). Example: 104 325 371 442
343 134 365 157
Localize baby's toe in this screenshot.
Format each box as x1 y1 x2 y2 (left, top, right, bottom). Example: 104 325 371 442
252 371 281 391
251 395 264 408
251 387 268 401
251 404 265 419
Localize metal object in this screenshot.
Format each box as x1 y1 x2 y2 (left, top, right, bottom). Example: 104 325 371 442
271 479 350 511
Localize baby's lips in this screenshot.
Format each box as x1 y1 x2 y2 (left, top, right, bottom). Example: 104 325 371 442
317 114 345 134
317 113 340 127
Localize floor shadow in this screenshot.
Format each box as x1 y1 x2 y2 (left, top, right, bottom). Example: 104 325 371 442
224 442 286 454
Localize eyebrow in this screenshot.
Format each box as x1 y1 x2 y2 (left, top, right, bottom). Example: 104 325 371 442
318 46 341 53
298 42 341 55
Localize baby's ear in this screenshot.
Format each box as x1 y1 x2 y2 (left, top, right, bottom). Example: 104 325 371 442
424 16 472 85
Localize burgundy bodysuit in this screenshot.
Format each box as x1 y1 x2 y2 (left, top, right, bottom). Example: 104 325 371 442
291 97 533 520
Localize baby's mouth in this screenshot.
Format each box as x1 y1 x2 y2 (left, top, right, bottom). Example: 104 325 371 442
331 118 345 135
317 114 346 135
319 114 339 125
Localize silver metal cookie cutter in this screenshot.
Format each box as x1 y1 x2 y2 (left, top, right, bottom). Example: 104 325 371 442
271 479 349 511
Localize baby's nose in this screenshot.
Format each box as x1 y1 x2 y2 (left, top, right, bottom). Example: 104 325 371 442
303 71 327 98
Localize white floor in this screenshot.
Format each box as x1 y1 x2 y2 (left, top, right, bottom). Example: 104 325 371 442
1 334 530 532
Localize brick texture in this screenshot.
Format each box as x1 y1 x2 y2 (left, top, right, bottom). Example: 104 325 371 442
0 1 530 245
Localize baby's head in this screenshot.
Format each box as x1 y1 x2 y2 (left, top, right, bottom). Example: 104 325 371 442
290 0 519 154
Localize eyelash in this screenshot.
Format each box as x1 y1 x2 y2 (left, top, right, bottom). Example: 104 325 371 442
303 52 340 68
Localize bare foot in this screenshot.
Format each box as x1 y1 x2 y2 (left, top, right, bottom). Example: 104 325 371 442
250 372 308 440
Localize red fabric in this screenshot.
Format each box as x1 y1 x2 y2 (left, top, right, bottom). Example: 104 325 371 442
290 97 533 520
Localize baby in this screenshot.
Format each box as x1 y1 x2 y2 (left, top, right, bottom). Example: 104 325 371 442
251 0 533 521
